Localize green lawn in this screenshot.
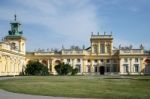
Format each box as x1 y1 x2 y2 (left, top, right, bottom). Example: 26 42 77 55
0 76 150 99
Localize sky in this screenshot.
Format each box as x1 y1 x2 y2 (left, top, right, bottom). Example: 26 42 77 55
0 0 150 51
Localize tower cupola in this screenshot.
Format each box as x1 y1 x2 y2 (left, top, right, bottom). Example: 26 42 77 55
8 14 23 36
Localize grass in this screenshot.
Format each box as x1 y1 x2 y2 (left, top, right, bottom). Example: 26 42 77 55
0 76 150 99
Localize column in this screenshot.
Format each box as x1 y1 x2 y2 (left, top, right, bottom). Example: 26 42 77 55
97 60 100 73
7 57 10 75
16 59 18 74
10 58 12 74
18 60 21 73
19 40 22 52
104 42 107 54
19 60 22 74
47 59 50 70
51 59 55 74
140 58 143 74
0 56 1 76
90 60 93 74
4 56 8 75
98 43 100 54
14 59 16 77
110 59 112 74
104 59 107 75
82 59 86 74
110 41 113 55
118 58 120 73
129 58 132 74
91 42 93 54
72 59 74 68
22 59 25 73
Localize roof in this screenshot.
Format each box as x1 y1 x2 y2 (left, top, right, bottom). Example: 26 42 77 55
4 35 26 40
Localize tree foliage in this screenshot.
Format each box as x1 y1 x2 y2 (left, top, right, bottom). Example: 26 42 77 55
55 63 78 75
25 60 49 76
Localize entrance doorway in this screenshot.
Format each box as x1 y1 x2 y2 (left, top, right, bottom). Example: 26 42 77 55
99 66 105 75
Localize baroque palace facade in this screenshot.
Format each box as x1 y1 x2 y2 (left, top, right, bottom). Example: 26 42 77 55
0 15 150 76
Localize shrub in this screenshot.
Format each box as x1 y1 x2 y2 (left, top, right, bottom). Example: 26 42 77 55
55 63 78 75
71 68 78 75
25 60 49 76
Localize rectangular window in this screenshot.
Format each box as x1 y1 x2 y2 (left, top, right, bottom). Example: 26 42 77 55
67 59 70 63
106 66 110 72
135 58 139 62
87 59 91 63
101 59 104 62
107 46 110 53
77 59 80 63
76 65 81 73
134 64 139 72
87 65 91 72
94 65 98 72
11 43 16 50
106 64 110 72
112 64 117 72
107 59 110 63
123 64 128 73
112 59 117 63
94 59 98 63
145 65 150 73
100 44 105 54
124 58 128 62
93 45 98 54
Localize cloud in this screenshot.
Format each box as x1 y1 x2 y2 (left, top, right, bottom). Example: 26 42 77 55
15 0 100 50
0 0 150 50
0 0 101 50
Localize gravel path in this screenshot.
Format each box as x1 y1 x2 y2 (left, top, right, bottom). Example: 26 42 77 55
0 89 81 99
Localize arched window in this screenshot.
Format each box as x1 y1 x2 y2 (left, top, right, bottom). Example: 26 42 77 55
42 60 48 65
55 60 61 65
145 59 150 65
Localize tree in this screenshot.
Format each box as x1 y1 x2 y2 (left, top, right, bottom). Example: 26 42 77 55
25 60 49 76
55 63 78 75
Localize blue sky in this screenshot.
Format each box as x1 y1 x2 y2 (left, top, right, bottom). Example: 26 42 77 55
0 0 150 51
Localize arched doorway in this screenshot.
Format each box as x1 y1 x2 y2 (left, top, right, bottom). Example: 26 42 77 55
55 60 61 65
99 66 105 75
144 58 150 74
42 60 48 66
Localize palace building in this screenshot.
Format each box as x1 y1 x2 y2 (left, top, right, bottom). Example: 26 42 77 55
0 15 150 76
